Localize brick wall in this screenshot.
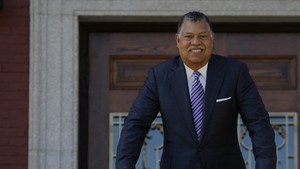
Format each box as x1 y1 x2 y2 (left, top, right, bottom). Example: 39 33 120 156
0 0 29 169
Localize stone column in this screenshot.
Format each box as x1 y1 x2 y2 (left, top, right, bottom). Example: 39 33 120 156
29 0 78 169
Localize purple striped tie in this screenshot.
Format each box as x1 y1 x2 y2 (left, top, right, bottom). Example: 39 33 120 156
191 71 204 141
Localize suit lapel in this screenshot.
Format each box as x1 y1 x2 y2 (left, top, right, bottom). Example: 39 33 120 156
199 55 225 143
168 57 199 144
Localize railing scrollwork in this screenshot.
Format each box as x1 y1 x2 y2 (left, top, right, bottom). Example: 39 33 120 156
110 112 298 169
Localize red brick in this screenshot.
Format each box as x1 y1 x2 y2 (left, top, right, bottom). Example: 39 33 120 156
0 100 27 109
0 81 28 91
0 166 26 169
1 64 28 72
0 44 28 54
9 138 27 146
2 0 29 8
0 138 9 146
0 17 28 27
7 118 28 128
0 82 28 91
0 109 26 119
0 155 27 165
0 91 27 100
0 120 9 128
0 128 26 137
0 0 29 168
0 35 28 44
0 8 11 16
9 9 29 17
0 73 28 82
0 54 28 63
0 147 27 155
0 27 28 36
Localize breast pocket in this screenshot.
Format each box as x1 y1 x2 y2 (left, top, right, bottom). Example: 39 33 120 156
212 96 237 124
216 97 231 103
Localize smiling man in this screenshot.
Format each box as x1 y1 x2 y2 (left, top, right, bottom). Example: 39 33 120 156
176 14 214 71
116 11 277 169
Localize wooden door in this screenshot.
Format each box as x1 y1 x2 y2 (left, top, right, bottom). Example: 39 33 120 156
214 33 299 111
87 32 178 169
80 23 300 169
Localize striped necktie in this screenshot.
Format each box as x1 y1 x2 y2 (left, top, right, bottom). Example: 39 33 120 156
191 71 205 141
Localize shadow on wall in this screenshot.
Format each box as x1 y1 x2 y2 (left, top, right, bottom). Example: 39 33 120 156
0 0 3 10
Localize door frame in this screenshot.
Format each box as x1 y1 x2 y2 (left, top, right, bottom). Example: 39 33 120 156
79 22 300 169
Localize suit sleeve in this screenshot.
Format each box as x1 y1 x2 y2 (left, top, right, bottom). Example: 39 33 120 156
236 63 277 169
116 68 160 169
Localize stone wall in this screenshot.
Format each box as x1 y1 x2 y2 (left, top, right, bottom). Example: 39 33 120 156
29 0 300 169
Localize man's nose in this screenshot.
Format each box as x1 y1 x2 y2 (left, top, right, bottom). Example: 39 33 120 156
191 37 202 45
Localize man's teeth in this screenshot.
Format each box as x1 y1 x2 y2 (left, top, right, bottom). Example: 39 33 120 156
191 49 203 52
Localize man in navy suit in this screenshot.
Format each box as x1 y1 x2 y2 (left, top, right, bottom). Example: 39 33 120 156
116 11 276 169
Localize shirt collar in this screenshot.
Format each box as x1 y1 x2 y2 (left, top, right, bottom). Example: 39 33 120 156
184 63 208 79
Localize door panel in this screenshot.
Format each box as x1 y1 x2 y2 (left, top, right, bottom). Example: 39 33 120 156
87 31 300 169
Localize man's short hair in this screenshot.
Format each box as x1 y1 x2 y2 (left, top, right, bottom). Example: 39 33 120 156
177 11 213 34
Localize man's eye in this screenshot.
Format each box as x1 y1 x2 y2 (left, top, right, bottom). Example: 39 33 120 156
184 36 192 40
200 35 208 40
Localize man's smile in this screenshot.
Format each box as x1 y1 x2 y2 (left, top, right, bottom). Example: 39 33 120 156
189 46 205 53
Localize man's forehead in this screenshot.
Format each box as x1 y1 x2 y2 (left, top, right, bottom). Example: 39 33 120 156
180 21 211 33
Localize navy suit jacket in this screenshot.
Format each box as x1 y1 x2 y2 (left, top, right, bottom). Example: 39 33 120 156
116 54 276 169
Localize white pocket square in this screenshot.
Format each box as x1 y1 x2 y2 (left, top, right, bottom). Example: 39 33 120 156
216 97 231 103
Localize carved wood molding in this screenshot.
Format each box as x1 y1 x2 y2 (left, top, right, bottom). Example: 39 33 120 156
110 55 172 90
111 55 296 90
231 55 296 90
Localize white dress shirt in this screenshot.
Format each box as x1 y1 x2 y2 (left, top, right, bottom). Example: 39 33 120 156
184 63 208 97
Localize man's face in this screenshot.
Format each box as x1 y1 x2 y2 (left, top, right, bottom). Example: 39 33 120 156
175 20 214 70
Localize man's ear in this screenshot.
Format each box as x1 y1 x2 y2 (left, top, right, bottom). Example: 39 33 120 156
210 32 214 40
175 34 180 45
